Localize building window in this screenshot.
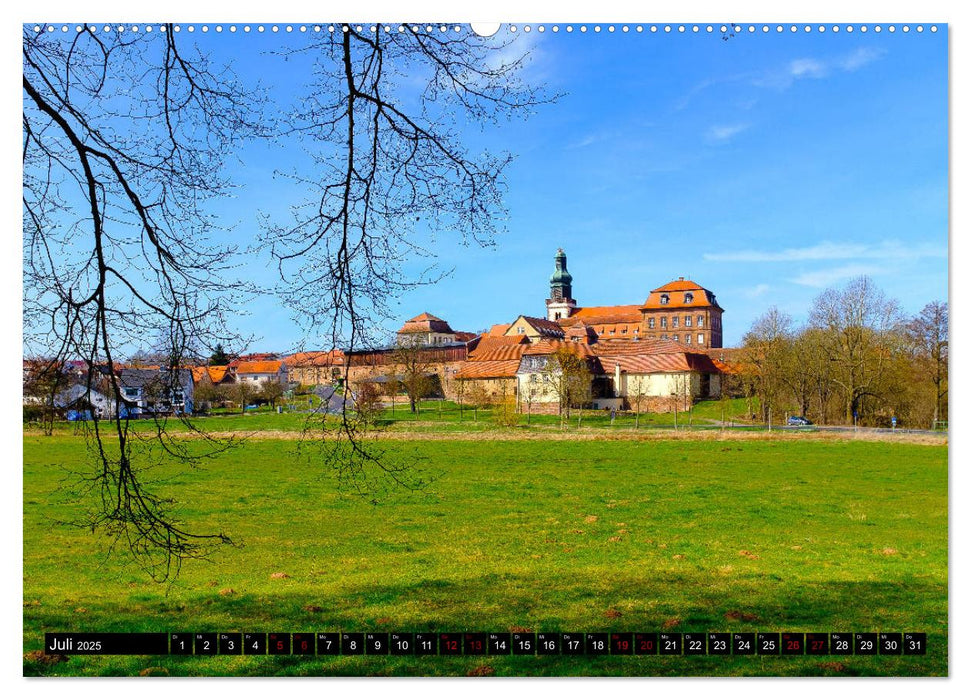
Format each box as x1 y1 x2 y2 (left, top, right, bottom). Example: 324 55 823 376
661 334 668 340
684 292 694 303
660 317 667 329
554 312 562 320
517 326 525 334
648 317 655 329
697 315 704 328
609 329 615 334
672 334 679 341
698 333 704 344
685 315 692 327
685 334 692 344
660 294 669 305
123 387 138 398
621 327 627 334
672 316 679 328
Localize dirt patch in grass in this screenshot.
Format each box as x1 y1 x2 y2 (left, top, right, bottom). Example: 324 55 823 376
188 428 946 446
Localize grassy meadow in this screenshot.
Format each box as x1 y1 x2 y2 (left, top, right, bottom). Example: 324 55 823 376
23 427 947 676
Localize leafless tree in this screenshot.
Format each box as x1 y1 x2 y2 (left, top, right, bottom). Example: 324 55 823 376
391 338 436 415
740 307 793 423
808 277 903 424
23 23 547 575
260 25 547 490
906 301 948 427
23 24 264 579
541 346 593 427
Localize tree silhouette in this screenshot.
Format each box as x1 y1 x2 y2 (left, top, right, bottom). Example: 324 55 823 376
23 23 547 577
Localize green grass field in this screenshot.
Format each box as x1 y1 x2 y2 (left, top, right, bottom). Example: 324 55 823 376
59 397 756 435
23 428 947 677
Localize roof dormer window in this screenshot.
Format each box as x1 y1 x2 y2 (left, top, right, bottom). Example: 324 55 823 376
660 294 670 305
684 292 694 304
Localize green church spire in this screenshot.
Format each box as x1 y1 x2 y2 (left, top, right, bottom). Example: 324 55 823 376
550 248 573 301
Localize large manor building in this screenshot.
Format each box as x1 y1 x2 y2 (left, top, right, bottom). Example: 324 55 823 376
542 248 724 348
270 250 733 413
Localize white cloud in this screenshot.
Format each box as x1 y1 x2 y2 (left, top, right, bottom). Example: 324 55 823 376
789 58 827 79
753 47 886 90
707 123 750 143
839 47 885 72
789 264 879 288
704 240 946 263
744 283 771 298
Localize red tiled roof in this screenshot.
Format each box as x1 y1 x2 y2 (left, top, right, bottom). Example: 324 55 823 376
522 339 595 358
406 312 445 323
454 331 477 342
591 339 690 356
487 324 512 337
642 279 721 310
605 354 694 374
399 312 454 334
455 359 521 379
191 365 231 383
235 360 285 375
564 304 644 325
699 347 744 374
229 353 278 368
283 350 345 367
468 344 528 362
597 350 721 375
468 335 528 358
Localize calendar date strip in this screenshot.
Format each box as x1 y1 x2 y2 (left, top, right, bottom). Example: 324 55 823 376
44 632 927 656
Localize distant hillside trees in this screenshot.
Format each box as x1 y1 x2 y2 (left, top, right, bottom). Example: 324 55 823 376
739 277 946 428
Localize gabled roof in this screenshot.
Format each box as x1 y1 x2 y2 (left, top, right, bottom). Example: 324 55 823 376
455 359 522 379
590 339 691 356
117 367 194 388
191 365 231 384
642 278 722 310
698 347 745 374
406 312 445 323
229 353 278 368
235 360 285 375
487 324 512 337
521 339 596 359
506 315 566 339
468 343 528 362
398 312 455 335
467 335 529 359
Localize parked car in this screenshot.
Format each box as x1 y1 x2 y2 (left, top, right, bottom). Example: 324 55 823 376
787 416 813 426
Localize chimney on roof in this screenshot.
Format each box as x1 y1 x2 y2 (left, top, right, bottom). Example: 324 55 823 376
679 276 684 281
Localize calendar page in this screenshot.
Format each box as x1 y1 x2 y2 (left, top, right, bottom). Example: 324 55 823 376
22 18 948 679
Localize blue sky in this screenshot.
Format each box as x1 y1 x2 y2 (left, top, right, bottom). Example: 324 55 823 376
236 26 946 350
27 24 949 352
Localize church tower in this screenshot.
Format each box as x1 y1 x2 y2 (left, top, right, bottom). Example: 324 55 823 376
546 248 578 321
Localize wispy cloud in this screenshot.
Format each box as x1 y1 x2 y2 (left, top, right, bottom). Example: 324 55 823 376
752 47 887 89
707 123 750 143
789 58 827 79
789 264 879 288
744 283 771 298
839 47 884 72
566 133 600 149
704 240 946 263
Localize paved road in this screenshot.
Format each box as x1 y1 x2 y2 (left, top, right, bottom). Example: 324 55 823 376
700 421 945 436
